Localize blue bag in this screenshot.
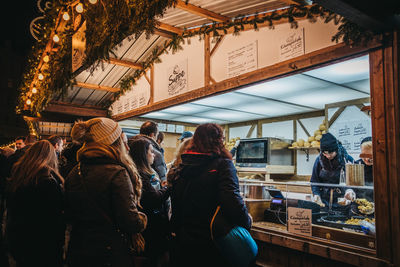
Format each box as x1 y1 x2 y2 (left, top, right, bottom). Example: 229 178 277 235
210 206 258 267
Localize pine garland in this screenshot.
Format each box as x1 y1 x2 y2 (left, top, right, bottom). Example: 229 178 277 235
17 1 379 117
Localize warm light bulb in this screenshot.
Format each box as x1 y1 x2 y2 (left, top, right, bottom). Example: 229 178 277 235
89 0 98 4
63 12 70 21
43 55 49 63
53 34 60 43
38 73 44 80
32 87 37 94
75 3 84 13
26 99 32 105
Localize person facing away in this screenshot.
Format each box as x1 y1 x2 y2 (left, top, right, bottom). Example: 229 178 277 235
64 117 147 267
5 140 65 267
156 131 165 154
129 137 171 267
167 123 252 267
132 121 167 183
310 132 354 207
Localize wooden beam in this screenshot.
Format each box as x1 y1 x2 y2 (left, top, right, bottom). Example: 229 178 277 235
75 81 120 93
45 102 107 117
186 5 316 37
149 65 154 104
204 34 211 86
325 97 370 109
296 119 311 137
210 35 225 57
112 41 381 121
246 124 256 138
106 58 143 69
153 28 175 39
157 22 183 35
210 76 217 84
328 106 345 127
175 0 229 22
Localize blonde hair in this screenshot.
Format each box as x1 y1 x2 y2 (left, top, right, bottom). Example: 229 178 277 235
173 137 192 167
361 141 372 150
10 140 63 192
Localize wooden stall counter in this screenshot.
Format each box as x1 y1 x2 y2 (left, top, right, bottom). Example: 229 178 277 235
250 221 391 267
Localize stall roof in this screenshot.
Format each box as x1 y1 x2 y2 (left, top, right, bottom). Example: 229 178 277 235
135 55 370 124
52 0 291 109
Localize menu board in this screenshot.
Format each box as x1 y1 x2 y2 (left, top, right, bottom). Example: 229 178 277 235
279 28 305 61
158 123 167 132
287 207 312 236
227 41 258 78
167 124 176 133
330 120 371 155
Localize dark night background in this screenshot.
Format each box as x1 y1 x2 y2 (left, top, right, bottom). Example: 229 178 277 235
0 1 39 145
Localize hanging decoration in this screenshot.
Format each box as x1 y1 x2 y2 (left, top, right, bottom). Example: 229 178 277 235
18 0 379 117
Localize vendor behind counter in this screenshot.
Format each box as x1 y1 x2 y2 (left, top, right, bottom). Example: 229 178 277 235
310 133 354 207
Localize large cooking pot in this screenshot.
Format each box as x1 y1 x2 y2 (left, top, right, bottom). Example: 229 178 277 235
240 184 271 199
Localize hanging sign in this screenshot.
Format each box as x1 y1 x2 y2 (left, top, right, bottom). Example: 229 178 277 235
287 207 312 236
72 20 86 73
167 59 188 96
279 28 305 61
227 41 258 78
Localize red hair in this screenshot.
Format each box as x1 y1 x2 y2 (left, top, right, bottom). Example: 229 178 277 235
187 123 232 160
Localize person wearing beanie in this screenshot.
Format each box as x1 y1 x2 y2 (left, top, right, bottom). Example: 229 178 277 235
65 117 147 267
310 132 354 208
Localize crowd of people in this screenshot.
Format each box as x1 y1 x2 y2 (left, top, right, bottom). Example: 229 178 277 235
0 118 252 267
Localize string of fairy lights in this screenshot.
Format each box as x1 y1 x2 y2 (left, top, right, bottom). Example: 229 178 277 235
24 0 98 109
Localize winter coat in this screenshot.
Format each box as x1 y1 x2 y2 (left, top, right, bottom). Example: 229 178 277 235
168 152 251 267
132 135 167 181
6 169 65 266
139 171 171 258
65 143 146 267
310 153 354 206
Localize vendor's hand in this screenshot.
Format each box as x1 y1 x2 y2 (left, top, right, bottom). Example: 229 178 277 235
344 189 356 201
312 195 325 207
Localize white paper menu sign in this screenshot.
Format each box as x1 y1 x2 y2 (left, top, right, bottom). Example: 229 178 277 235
287 207 312 236
227 41 258 78
279 28 305 61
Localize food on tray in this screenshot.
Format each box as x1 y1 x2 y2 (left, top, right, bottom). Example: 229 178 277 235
319 124 326 131
314 130 322 136
304 141 311 148
356 198 374 214
225 137 240 151
291 141 298 148
308 136 315 142
315 134 322 141
344 217 375 225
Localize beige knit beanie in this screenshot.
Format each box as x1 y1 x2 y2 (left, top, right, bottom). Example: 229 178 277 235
71 117 122 145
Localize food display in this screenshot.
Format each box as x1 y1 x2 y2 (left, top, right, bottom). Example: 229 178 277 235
344 217 375 225
290 120 327 148
355 198 374 215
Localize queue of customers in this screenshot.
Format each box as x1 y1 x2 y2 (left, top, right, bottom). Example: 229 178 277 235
0 118 253 267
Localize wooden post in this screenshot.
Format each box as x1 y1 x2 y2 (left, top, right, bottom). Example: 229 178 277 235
150 65 154 104
369 32 400 265
293 119 297 175
204 34 211 87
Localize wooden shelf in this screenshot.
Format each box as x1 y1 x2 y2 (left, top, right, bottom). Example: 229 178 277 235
289 147 320 161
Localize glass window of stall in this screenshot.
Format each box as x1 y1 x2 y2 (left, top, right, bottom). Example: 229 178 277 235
236 54 375 249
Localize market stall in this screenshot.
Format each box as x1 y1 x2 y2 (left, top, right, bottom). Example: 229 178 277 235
18 0 400 266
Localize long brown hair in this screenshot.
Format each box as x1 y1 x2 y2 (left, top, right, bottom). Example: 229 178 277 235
187 123 232 159
128 137 154 176
10 140 63 192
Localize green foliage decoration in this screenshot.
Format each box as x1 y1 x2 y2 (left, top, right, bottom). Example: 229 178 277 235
18 1 377 117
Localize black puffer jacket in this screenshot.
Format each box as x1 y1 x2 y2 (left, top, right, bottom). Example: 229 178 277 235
139 171 171 257
65 146 146 267
6 169 65 266
168 152 251 267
